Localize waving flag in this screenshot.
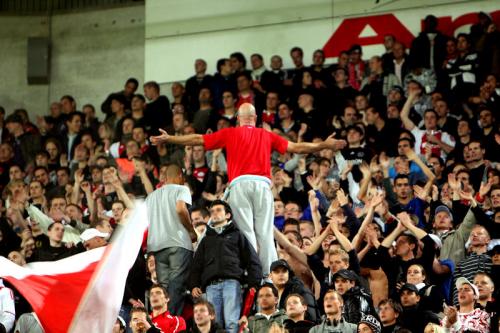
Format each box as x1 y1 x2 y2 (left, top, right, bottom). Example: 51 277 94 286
0 201 149 333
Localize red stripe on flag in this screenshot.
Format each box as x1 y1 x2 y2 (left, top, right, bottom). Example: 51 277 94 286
3 261 99 333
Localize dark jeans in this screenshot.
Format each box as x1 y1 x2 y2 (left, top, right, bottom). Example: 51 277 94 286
153 246 193 315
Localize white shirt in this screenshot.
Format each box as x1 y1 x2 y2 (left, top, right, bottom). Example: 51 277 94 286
0 279 15 332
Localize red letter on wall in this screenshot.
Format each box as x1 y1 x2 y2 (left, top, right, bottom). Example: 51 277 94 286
322 14 415 58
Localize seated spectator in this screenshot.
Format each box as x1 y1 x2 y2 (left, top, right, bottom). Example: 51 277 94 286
149 284 186 333
378 299 404 333
283 294 315 333
184 299 225 333
241 284 287 333
129 306 161 333
357 314 382 333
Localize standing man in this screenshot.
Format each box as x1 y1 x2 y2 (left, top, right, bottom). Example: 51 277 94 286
150 103 346 275
146 164 197 316
189 200 262 333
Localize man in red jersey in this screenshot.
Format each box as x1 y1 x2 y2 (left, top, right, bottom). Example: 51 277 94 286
150 103 346 275
149 284 186 333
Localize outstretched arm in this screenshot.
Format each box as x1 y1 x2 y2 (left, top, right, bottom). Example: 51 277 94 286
287 134 346 154
400 91 418 131
150 129 204 146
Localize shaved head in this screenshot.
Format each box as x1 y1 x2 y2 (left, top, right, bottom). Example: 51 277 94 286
237 103 257 126
166 164 184 184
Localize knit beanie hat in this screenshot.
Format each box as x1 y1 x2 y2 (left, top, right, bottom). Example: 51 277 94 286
358 314 381 333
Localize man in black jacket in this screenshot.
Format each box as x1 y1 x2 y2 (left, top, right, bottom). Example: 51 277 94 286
189 200 262 333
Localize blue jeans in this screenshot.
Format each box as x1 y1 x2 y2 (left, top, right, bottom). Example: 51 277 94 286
154 247 193 316
206 279 242 333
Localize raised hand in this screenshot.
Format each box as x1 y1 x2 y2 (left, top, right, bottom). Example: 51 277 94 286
336 188 349 206
325 133 347 151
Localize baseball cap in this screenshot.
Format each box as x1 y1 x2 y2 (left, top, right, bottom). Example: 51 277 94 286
80 228 110 242
270 259 291 272
399 283 419 294
332 269 359 282
455 277 479 296
435 205 453 221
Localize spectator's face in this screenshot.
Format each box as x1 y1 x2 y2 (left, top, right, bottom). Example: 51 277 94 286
34 169 49 186
388 90 402 104
290 50 303 67
124 81 137 96
302 72 313 86
194 59 207 74
469 226 490 248
29 181 44 199
194 304 214 326
126 141 140 158
334 69 347 83
349 50 361 63
406 265 425 285
473 274 494 301
329 254 348 274
266 93 279 110
270 267 289 287
0 143 13 163
299 223 314 239
313 51 324 66
191 211 205 226
8 251 26 266
468 142 484 161
81 134 95 150
323 292 342 315
50 102 62 117
384 35 395 50
347 129 362 145
424 112 437 129
435 101 448 117
274 200 284 216
479 110 494 128
112 203 125 221
199 88 211 104
355 96 368 111
57 170 70 186
75 144 89 162
251 55 263 70
365 109 377 125
397 141 411 156
387 105 400 119
230 56 243 72
369 57 381 73
334 277 354 295
132 128 146 144
286 295 307 318
457 36 469 52
171 83 184 98
82 106 95 120
48 223 65 242
173 114 186 132
285 232 301 247
50 198 66 212
457 284 475 306
60 98 75 113
394 178 411 198
278 104 292 120
91 168 103 183
257 287 278 311
457 120 471 137
343 107 358 125
270 56 282 70
222 92 235 109
428 157 443 176
491 190 500 208
400 290 419 307
338 52 349 67
66 205 82 221
446 40 457 55
378 303 398 325
131 96 145 111
143 86 157 100
395 235 414 257
407 82 422 96
284 203 301 220
392 42 404 59
67 115 82 134
149 287 168 309
209 204 229 224
130 311 148 333
237 76 251 92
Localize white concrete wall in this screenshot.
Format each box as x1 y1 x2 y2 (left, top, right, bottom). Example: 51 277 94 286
145 0 498 84
0 5 145 119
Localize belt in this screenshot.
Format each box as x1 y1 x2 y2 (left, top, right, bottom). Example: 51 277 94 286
209 278 227 285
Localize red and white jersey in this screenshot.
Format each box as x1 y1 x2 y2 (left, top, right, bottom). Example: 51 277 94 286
411 127 455 160
151 310 186 333
0 279 15 332
441 308 490 333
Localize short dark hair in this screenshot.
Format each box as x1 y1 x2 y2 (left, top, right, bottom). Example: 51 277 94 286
258 283 279 298
33 166 49 175
126 78 139 87
251 53 263 61
216 58 230 72
60 95 75 103
230 52 247 68
290 47 303 56
193 299 216 316
284 230 303 247
398 137 415 149
129 306 148 319
143 81 160 92
394 174 410 183
209 200 233 220
133 94 146 103
285 293 307 306
149 283 169 298
48 221 64 231
236 71 252 82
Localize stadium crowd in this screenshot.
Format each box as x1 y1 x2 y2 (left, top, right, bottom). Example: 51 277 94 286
1 11 500 333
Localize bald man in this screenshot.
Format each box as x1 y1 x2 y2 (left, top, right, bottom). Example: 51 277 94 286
146 164 197 315
151 103 346 275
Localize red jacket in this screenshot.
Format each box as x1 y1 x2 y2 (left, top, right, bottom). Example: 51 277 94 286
151 311 186 333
